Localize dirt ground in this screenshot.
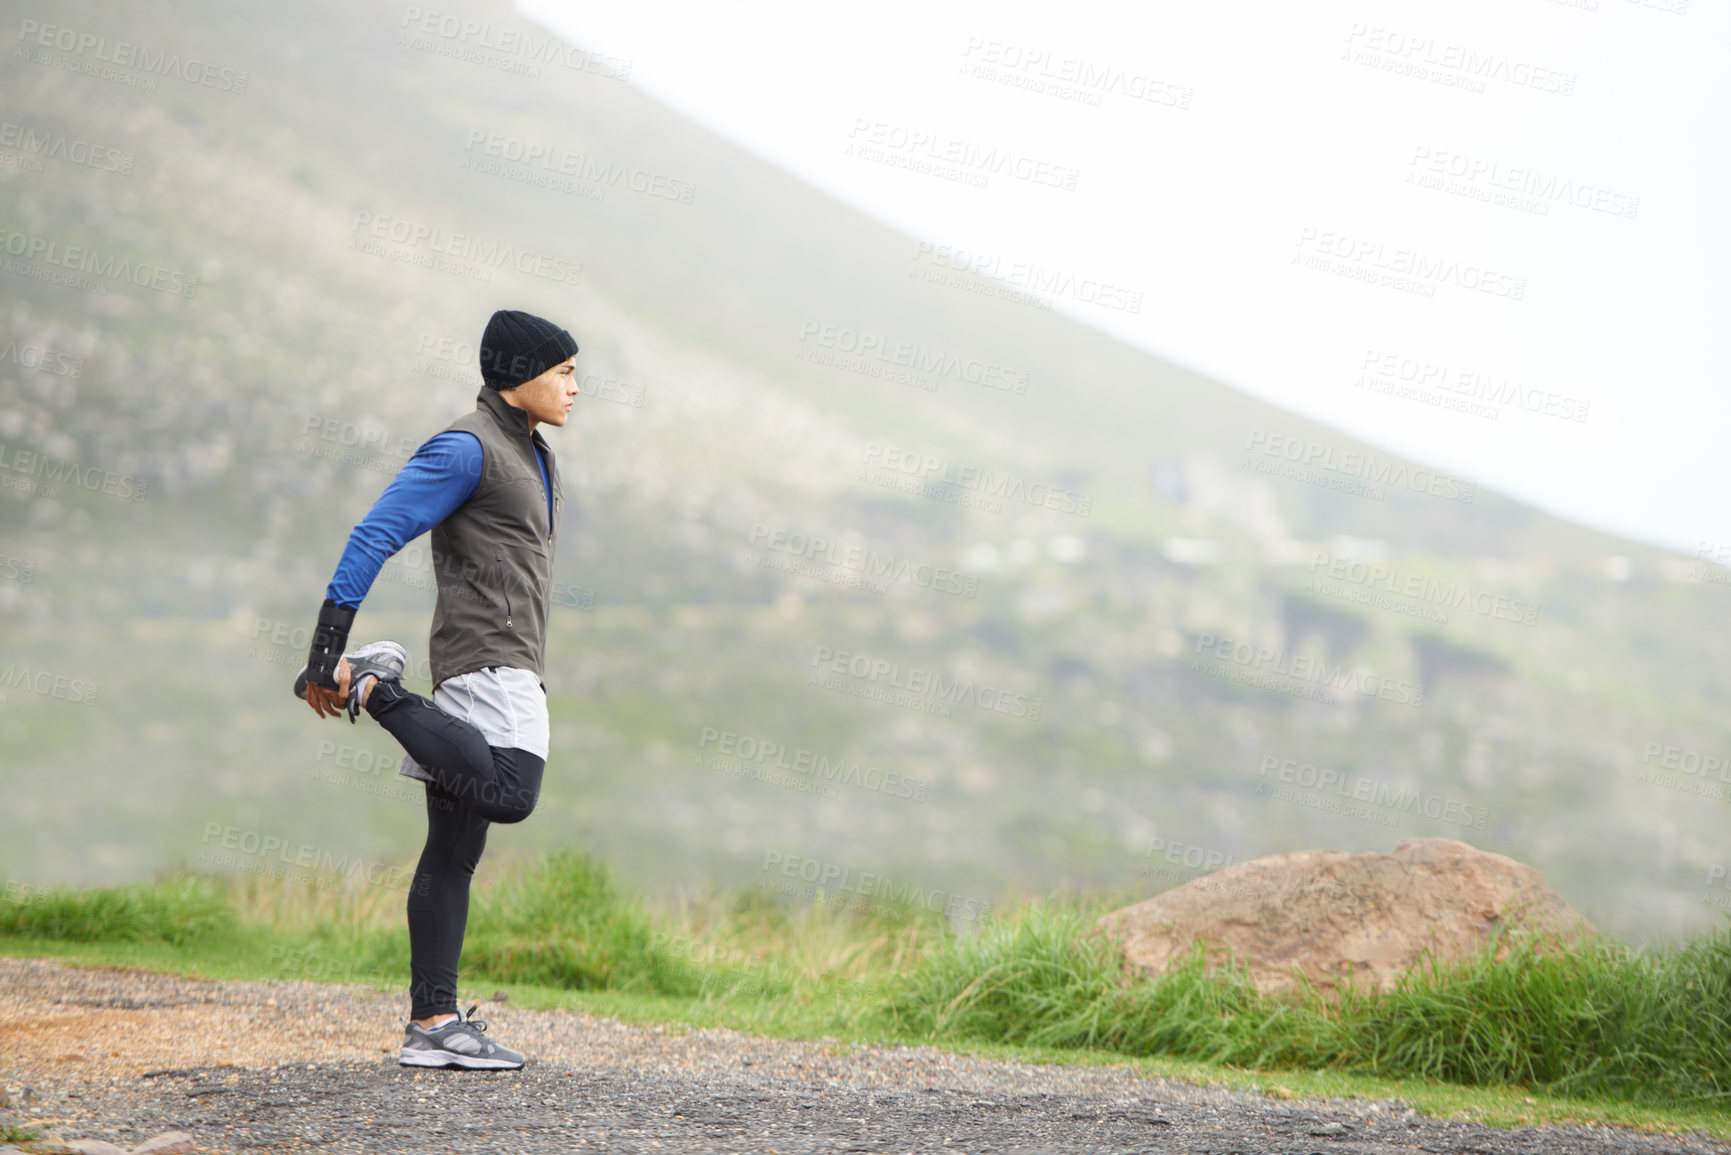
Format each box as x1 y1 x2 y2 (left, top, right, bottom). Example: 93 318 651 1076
2 956 1725 1155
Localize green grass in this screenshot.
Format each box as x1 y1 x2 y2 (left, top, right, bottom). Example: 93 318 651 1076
0 874 233 945
6 854 1731 1141
882 900 1731 1106
0 1122 43 1145
298 852 707 997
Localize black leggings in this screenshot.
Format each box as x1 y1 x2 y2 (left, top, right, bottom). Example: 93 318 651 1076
363 680 545 1019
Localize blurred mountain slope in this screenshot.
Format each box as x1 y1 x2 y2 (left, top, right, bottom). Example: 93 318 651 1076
1 0 1726 942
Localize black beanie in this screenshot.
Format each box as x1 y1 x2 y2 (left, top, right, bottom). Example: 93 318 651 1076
478 309 579 390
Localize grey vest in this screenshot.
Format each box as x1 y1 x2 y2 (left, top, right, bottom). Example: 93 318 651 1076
428 387 562 687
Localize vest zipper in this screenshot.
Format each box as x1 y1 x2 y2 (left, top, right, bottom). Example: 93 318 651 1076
495 549 512 627
535 441 554 544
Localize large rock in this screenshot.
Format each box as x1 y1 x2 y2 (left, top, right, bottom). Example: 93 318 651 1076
1098 838 1594 995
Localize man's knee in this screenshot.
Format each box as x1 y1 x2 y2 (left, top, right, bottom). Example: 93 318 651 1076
490 789 539 824
484 749 543 824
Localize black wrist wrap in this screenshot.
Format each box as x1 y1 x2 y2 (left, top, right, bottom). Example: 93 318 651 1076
306 598 356 690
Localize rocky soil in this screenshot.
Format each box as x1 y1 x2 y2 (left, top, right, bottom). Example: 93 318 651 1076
2 956 1722 1155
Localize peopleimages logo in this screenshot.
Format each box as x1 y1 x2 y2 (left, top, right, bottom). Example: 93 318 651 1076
198 823 413 892
750 524 978 598
1143 836 1237 871
809 645 1043 720
0 120 133 174
1244 429 1477 503
957 38 1193 110
0 228 198 297
846 117 1081 191
1696 541 1731 568
1191 632 1425 707
0 443 150 502
1256 755 1487 828
0 335 83 377
1307 548 1541 627
300 414 419 462
0 663 99 706
760 851 992 923
1355 348 1590 424
400 8 632 79
910 240 1141 314
796 322 1029 395
862 442 1092 517
2 878 50 907
1293 227 1526 302
1407 147 1639 221
697 727 930 801
1342 24 1576 97
462 130 695 204
15 19 250 92
348 211 582 286
1640 741 1731 802
1705 864 1731 914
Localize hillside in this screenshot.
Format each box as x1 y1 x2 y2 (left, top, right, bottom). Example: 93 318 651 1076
1 0 1727 941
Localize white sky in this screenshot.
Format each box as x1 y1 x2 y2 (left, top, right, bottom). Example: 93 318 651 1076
521 0 1727 556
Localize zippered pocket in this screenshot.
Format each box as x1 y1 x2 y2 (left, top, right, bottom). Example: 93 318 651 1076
495 548 512 628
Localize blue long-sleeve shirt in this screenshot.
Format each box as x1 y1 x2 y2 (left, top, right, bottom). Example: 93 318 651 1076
326 430 551 609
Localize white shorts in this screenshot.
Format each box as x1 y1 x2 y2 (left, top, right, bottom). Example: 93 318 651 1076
397 666 549 781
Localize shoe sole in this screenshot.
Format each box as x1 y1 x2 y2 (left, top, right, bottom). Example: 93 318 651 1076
398 1048 524 1070
294 641 408 701
351 640 408 670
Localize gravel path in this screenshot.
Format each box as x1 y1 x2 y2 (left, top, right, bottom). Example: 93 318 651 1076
3 956 1725 1154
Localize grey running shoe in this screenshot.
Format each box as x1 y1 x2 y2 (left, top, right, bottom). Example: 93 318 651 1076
293 640 407 722
399 1004 525 1070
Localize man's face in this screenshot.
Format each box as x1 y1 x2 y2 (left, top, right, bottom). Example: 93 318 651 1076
505 355 580 428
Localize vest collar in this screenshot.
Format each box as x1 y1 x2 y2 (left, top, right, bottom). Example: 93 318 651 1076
474 386 550 453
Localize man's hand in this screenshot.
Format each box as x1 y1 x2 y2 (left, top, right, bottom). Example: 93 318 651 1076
306 657 351 719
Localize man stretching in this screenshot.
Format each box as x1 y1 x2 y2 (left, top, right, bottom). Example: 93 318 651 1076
294 308 580 1070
